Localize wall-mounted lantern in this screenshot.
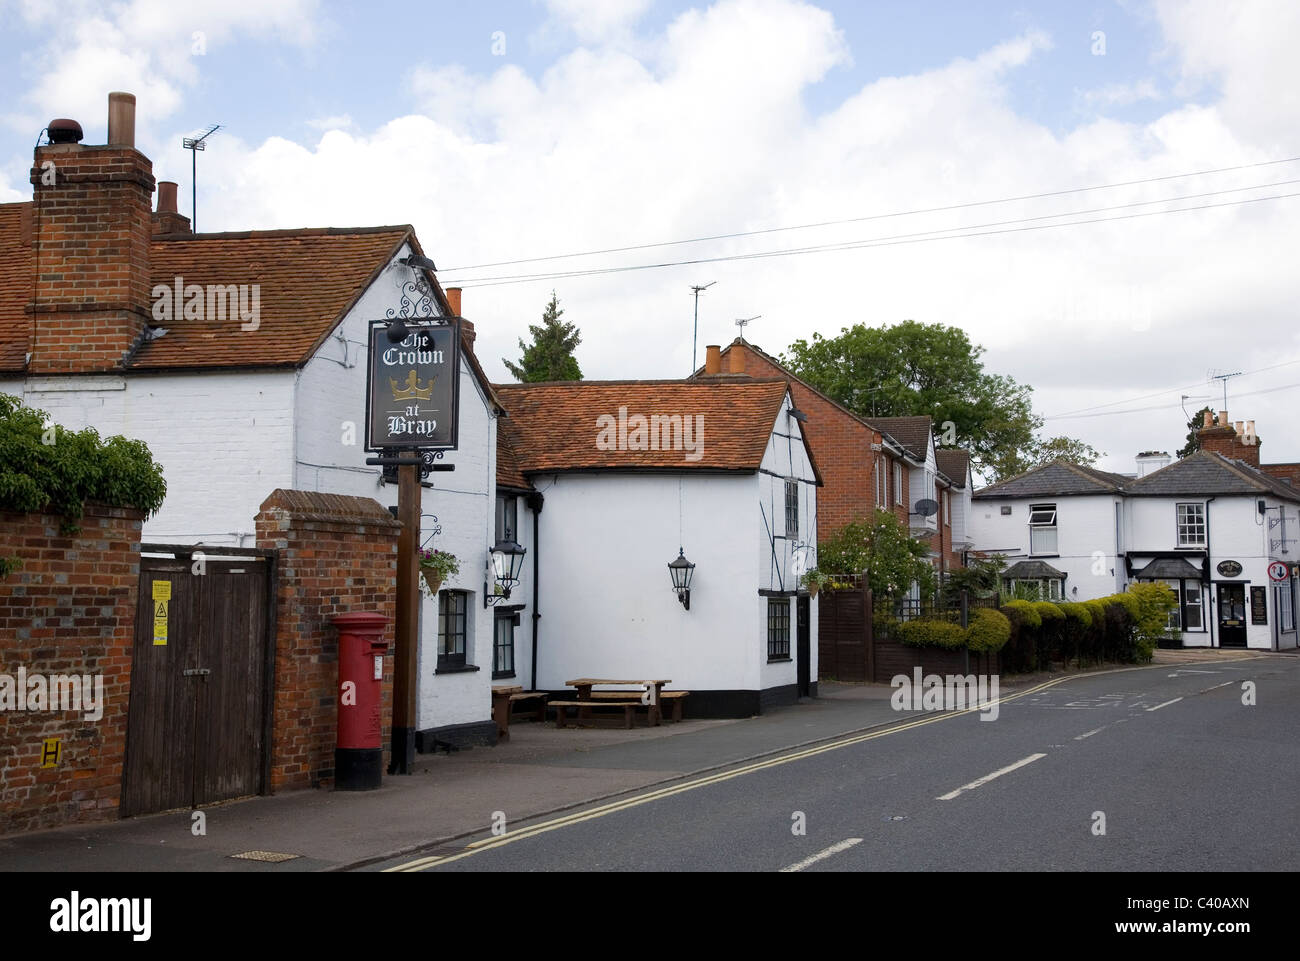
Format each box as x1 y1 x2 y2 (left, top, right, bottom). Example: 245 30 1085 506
485 533 526 607
668 548 695 610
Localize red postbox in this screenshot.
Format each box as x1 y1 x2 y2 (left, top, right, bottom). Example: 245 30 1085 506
332 611 390 791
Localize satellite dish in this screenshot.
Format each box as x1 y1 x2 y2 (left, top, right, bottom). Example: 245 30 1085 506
914 498 939 517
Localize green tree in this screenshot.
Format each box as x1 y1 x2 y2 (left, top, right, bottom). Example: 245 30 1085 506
1178 406 1213 458
817 509 936 599
0 394 166 532
504 291 583 382
940 552 1006 604
780 321 1088 482
985 435 1105 484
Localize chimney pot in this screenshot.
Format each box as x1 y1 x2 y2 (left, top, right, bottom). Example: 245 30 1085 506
157 181 178 213
1202 410 1213 428
1218 410 1228 428
47 118 84 144
729 347 745 374
459 318 475 349
107 92 136 148
705 345 721 375
446 287 462 317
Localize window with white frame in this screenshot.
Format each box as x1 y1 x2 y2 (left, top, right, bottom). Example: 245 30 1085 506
1280 582 1295 633
784 479 799 537
943 490 950 525
1028 503 1058 555
1176 503 1205 547
495 494 517 542
893 461 903 505
1162 581 1181 631
493 610 517 678
1184 584 1203 630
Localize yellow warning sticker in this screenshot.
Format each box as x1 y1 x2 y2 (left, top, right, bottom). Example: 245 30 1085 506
152 580 171 601
41 737 61 768
153 598 169 645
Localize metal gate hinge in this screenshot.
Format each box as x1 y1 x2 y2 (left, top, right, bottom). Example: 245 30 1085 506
182 668 211 676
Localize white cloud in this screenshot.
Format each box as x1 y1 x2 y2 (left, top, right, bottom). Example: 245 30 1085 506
14 0 1296 469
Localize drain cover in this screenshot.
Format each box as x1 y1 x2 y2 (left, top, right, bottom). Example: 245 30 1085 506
229 850 301 863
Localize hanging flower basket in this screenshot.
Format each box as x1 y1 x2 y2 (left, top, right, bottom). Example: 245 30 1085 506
421 569 443 596
808 581 820 599
418 548 460 598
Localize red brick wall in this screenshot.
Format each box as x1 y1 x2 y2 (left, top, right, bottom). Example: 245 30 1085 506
1198 424 1261 467
0 504 143 834
1262 463 1300 488
27 142 155 374
255 490 400 791
725 342 909 542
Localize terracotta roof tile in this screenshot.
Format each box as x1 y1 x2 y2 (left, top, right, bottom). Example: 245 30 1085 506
0 208 428 372
494 379 790 473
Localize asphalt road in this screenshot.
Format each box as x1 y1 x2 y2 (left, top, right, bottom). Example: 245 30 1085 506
373 656 1300 872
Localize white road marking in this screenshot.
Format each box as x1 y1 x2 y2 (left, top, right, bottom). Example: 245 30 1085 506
1202 681 1234 692
779 837 864 873
936 753 1047 801
1074 727 1105 740
1146 697 1184 712
1167 670 1219 677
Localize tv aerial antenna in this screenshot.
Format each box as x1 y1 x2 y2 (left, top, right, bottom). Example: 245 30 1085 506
735 315 760 340
1207 369 1242 413
182 123 222 232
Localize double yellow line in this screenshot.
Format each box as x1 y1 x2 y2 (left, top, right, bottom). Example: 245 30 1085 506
383 675 1073 872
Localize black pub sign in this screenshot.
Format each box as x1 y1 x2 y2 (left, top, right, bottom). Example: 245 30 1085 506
365 320 460 452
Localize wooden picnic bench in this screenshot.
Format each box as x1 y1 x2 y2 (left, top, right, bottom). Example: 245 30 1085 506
587 689 690 722
549 699 641 729
562 678 674 726
491 685 548 741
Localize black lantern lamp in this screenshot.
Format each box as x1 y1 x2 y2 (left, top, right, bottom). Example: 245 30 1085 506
485 533 527 607
668 548 695 610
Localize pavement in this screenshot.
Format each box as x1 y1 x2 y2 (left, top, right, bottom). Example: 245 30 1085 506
0 650 1281 872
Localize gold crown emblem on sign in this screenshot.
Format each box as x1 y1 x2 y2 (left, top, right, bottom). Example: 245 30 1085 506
390 370 434 401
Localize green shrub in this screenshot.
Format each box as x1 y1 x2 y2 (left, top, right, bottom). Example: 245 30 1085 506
1001 599 1042 630
896 618 967 650
0 394 166 532
1033 601 1065 622
1057 601 1092 629
966 608 1011 654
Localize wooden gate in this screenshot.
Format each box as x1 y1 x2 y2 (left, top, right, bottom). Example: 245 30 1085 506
817 582 873 682
122 545 276 816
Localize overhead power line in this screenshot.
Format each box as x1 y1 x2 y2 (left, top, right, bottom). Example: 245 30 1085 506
441 154 1300 272
1045 378 1300 421
444 187 1300 288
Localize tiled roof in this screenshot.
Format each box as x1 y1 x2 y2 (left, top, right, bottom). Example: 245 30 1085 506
0 207 446 372
973 461 1129 499
494 379 793 473
0 204 31 371
496 416 532 491
973 450 1300 504
1131 557 1203 580
1125 450 1300 502
935 449 970 489
1004 559 1065 579
864 415 932 461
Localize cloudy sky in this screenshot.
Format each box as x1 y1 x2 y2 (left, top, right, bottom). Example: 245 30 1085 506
1 0 1297 472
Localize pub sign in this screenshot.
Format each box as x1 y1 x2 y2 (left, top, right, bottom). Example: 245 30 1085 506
365 320 460 452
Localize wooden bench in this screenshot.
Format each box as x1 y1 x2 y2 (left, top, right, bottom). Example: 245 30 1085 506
587 689 690 722
491 689 548 741
549 700 642 729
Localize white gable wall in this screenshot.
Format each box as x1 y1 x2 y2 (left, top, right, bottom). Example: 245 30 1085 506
2 370 296 545
969 494 1122 599
293 248 498 733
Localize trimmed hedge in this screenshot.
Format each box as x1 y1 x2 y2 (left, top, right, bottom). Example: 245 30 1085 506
998 585 1176 671
1001 599 1041 630
966 608 1011 654
896 618 967 650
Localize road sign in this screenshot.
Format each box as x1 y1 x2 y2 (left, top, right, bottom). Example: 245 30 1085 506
1268 561 1288 582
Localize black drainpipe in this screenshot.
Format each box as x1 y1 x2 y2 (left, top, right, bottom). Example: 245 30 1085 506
528 489 544 691
1205 496 1216 648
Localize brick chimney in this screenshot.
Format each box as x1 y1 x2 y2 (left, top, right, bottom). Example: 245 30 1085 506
443 287 475 349
28 92 155 374
704 344 721 374
152 180 191 236
1197 410 1261 467
728 345 746 375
